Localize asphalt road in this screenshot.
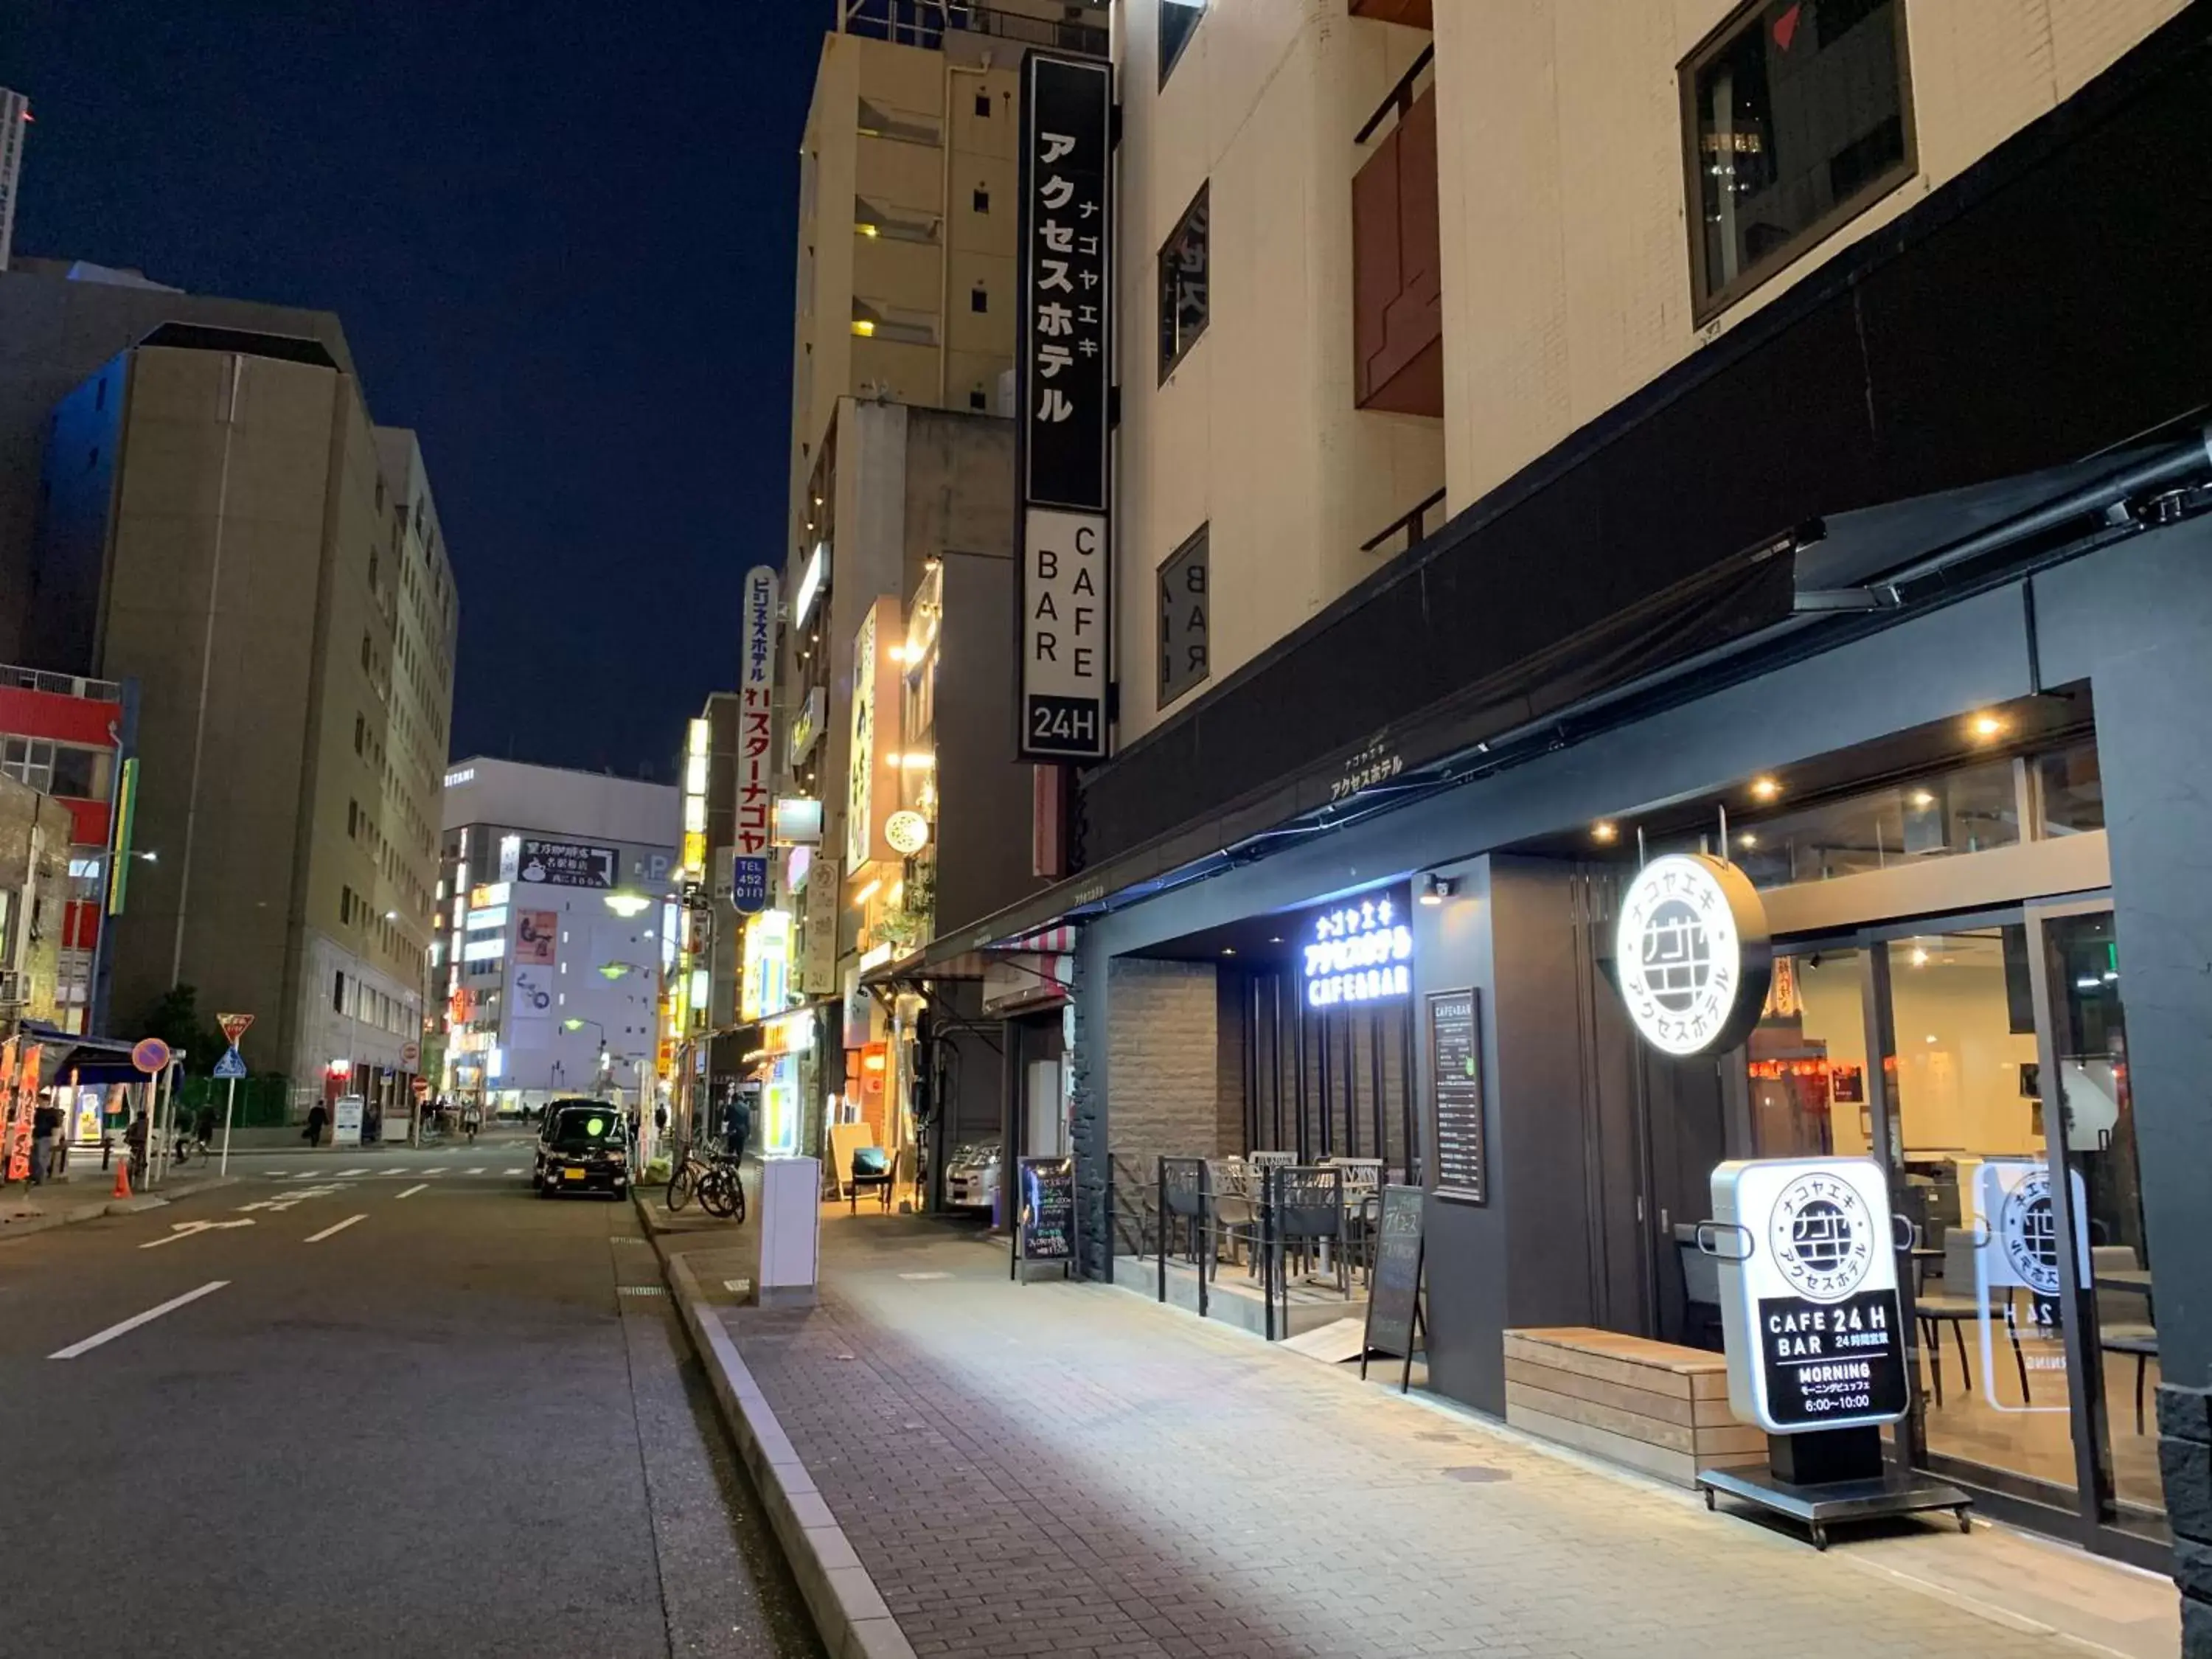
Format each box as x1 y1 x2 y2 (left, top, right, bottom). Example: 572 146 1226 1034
0 1131 820 1658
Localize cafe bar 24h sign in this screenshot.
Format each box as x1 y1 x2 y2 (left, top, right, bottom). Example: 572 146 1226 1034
1015 52 1113 764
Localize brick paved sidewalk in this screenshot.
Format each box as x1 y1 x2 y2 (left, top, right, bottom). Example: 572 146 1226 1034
704 1214 2173 1659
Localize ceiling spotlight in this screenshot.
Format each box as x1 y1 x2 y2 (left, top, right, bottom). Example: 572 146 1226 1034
1909 789 1936 809
1592 821 1618 844
1750 776 1781 801
1420 874 1455 906
1737 832 1758 849
1221 946 1237 957
1970 713 2005 740
1910 946 1930 967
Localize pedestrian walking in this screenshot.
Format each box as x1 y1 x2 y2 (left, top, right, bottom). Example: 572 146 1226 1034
724 1093 754 1163
460 1101 480 1144
193 1101 218 1152
29 1099 60 1184
305 1100 329 1147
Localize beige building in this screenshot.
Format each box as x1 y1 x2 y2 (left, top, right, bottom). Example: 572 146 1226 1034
34 324 455 1102
1110 0 2195 742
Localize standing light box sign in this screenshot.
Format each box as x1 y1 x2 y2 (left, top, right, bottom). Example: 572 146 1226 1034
1303 891 1413 1008
734 564 779 914
1709 1157 1910 1434
1615 853 1772 1057
1015 52 1113 762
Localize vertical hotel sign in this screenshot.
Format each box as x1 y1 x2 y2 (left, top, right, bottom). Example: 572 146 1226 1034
1016 53 1113 762
734 566 779 916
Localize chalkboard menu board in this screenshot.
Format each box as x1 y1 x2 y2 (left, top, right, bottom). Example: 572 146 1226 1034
1429 990 1485 1203
1015 1155 1074 1276
1361 1185 1425 1391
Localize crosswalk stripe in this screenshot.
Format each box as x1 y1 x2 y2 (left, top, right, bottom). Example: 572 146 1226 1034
335 1168 369 1178
465 1166 486 1175
503 1167 524 1176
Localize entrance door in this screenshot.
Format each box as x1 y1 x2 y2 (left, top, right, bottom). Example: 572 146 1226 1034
1855 907 2163 1555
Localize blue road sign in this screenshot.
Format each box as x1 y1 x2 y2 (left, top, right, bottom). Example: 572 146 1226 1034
731 855 770 915
212 1047 248 1079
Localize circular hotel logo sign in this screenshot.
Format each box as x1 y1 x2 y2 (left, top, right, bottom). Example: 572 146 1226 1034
2000 1171 2062 1296
1767 1170 1877 1302
1615 853 1772 1056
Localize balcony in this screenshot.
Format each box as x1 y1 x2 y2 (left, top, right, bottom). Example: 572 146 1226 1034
839 1 1109 59
1352 49 1441 417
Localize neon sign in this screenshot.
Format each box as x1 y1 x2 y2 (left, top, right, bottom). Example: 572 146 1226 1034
1303 894 1413 1007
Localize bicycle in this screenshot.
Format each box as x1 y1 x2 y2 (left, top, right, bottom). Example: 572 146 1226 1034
667 1140 746 1222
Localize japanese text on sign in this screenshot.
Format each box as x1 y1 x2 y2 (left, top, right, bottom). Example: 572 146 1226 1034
738 565 779 860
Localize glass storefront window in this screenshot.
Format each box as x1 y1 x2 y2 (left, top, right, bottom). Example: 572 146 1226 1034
1748 948 1868 1158
2045 911 2162 1534
2038 740 2104 835
1728 758 2020 888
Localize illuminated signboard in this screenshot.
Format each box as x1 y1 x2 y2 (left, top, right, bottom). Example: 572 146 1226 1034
1615 853 1771 1057
1302 890 1412 1008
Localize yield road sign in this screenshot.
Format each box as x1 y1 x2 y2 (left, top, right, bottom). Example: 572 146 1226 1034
212 1048 247 1079
218 1012 254 1045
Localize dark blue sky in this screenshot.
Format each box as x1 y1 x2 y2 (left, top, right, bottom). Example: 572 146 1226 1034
10 0 826 779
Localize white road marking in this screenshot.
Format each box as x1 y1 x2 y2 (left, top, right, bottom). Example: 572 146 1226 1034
304 1214 367 1243
465 1166 486 1175
238 1184 350 1214
335 1167 369 1178
50 1281 229 1359
140 1219 254 1250
503 1168 524 1176
395 1183 428 1199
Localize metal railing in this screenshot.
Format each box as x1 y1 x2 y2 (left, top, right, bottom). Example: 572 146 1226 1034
0 664 122 701
1360 486 1448 560
1354 43 1436 145
841 1 1109 58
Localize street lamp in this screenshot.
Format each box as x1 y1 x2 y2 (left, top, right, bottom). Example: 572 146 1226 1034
561 1016 612 1094
604 890 652 919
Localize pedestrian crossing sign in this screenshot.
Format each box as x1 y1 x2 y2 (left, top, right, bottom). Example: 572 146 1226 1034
212 1047 247 1079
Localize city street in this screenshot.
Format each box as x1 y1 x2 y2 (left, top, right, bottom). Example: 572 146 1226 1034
0 1131 818 1659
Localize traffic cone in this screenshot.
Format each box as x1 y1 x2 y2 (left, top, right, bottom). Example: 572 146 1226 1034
113 1155 131 1200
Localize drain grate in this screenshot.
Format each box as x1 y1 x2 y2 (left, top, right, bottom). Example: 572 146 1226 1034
616 1284 667 1297
1441 1465 1510 1484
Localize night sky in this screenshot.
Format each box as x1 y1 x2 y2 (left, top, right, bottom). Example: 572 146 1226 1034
9 0 827 779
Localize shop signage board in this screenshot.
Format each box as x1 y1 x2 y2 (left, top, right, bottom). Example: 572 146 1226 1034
517 838 618 889
1615 854 1773 1057
1012 1154 1075 1279
1972 1158 2091 1411
1015 52 1113 763
735 563 779 916
1360 1185 1427 1391
333 1095 365 1147
1427 989 1485 1203
1709 1157 1910 1434
1302 891 1412 1008
847 599 903 868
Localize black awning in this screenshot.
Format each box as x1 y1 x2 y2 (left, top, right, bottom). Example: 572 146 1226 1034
24 1024 146 1088
960 427 2212 952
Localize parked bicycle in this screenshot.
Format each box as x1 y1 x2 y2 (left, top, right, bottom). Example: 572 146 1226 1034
667 1138 746 1222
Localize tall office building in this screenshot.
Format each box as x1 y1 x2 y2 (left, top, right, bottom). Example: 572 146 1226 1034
31 319 457 1105
437 759 678 1115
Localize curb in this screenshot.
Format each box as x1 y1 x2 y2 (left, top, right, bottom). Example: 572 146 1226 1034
635 1193 914 1659
0 1174 239 1245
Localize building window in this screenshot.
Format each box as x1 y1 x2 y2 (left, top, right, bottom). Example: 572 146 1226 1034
355 714 366 755
1682 0 1914 322
1 738 54 793
361 633 372 672
970 388 988 411
333 970 345 1012
348 799 358 837
972 184 990 215
974 90 992 118
49 746 97 799
970 284 989 313
1161 0 1206 87
1158 183 1211 380
341 885 354 926
1158 524 1211 707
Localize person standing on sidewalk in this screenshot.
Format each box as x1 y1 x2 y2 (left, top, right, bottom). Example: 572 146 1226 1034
29 1099 60 1184
304 1100 329 1147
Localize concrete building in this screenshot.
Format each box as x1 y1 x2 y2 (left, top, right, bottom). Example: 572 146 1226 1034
24 296 456 1107
0 91 27 275
437 758 678 1115
751 4 1104 1199
902 0 2212 1604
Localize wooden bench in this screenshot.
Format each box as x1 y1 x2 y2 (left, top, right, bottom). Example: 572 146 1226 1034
1503 1327 1765 1489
